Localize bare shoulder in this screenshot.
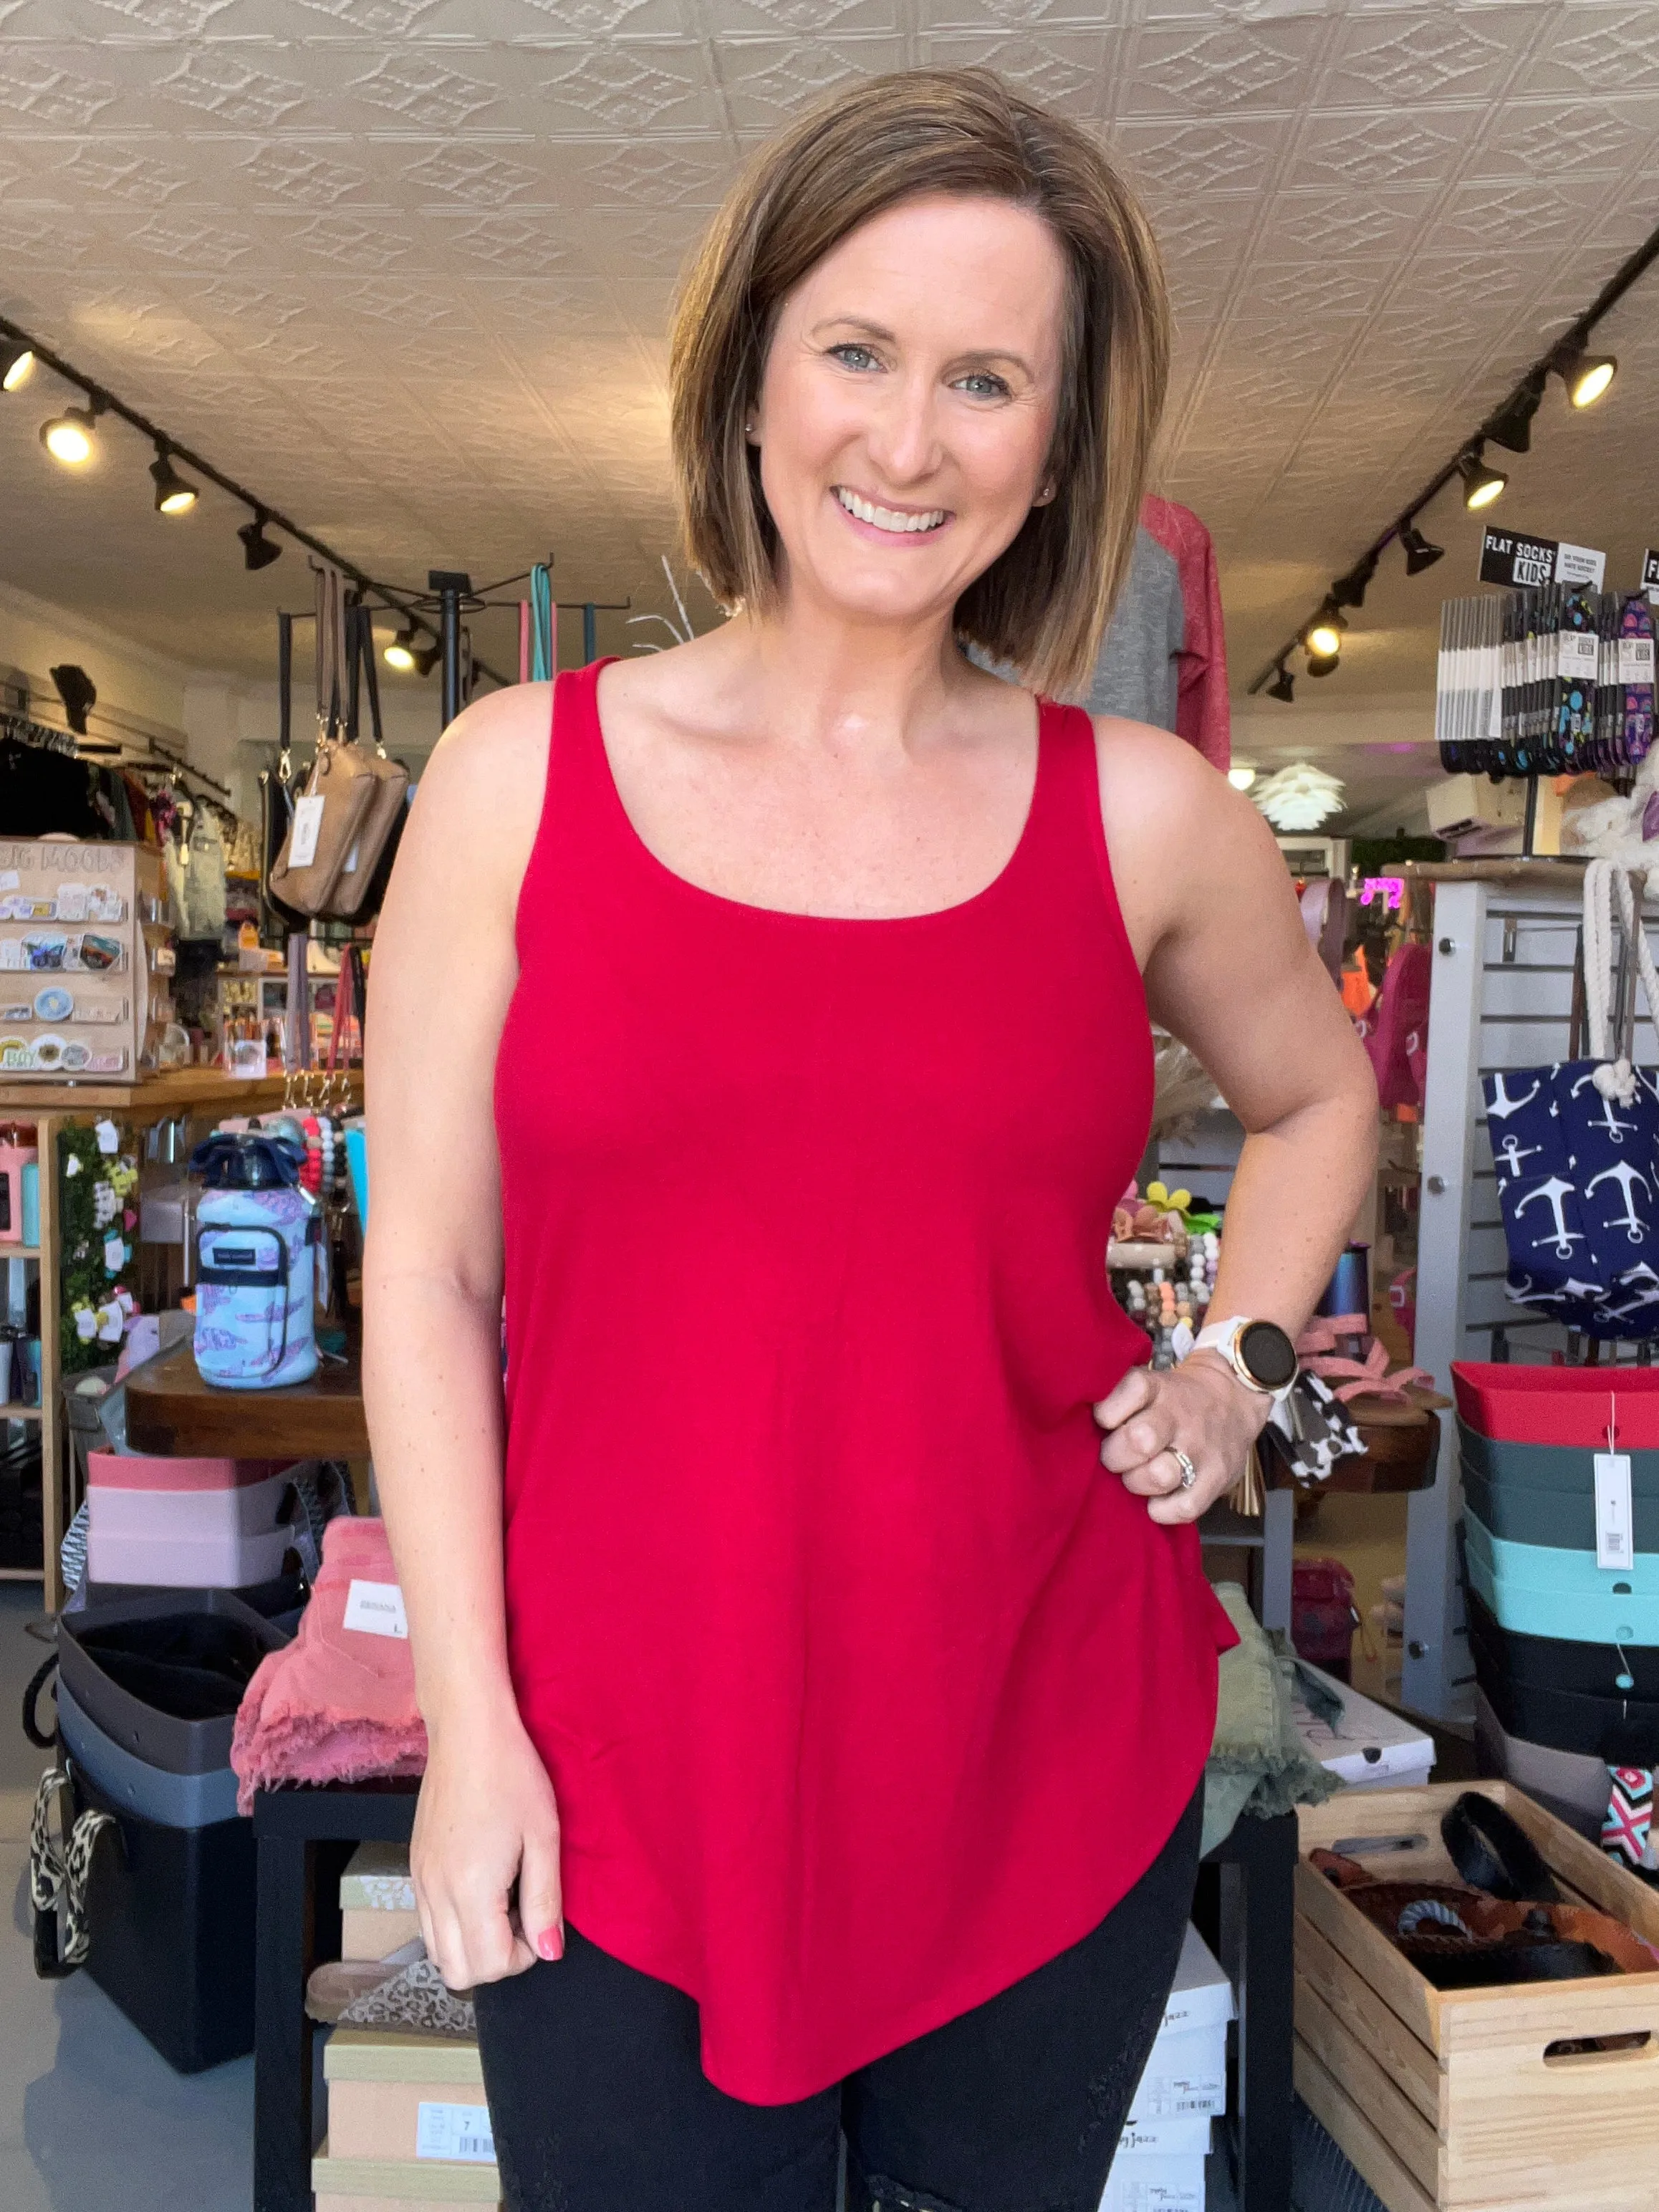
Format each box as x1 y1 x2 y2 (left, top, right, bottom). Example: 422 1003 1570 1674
386 682 553 933
1087 713 1294 958
416 681 552 815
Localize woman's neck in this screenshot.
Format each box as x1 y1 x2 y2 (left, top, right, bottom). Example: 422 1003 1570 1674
696 593 981 758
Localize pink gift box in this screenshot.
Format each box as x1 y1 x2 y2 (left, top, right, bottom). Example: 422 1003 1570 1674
87 1451 289 1494
85 1523 297 1590
89 1469 297 1544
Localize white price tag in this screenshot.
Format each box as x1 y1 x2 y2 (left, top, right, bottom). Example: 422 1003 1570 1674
342 1578 408 1638
287 794 325 869
1620 637 1657 685
1560 630 1598 676
416 2101 495 2163
1595 1452 1634 1571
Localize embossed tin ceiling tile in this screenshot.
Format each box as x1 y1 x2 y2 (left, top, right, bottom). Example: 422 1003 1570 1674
1110 115 1283 196
1319 6 1540 109
1433 171 1613 250
1239 261 1390 319
1126 16 1321 115
1251 188 1433 262
1141 188 1262 259
1284 105 1482 190
914 0 1130 31
556 203 703 273
915 30 1109 111
1519 3 1659 95
717 35 905 125
700 0 898 39
0 45 119 128
1471 95 1655 175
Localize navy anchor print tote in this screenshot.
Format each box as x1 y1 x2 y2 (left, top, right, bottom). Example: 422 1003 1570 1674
1484 1062 1659 1340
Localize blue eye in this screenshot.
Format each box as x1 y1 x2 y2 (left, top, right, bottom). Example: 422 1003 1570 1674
956 371 1011 400
829 343 880 371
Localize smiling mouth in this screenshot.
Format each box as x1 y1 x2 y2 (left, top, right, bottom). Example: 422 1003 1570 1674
833 486 950 535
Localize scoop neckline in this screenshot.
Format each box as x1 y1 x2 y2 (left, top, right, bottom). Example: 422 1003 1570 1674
583 658 1049 930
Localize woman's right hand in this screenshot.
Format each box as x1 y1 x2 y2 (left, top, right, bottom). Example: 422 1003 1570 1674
410 1704 564 1988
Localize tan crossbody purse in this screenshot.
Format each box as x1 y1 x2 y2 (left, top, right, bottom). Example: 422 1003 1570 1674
270 569 407 920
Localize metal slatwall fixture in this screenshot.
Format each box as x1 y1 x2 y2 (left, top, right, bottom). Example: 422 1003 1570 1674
1403 876 1659 1720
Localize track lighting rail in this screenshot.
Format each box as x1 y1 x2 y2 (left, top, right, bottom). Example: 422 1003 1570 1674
1246 214 1659 703
0 310 517 689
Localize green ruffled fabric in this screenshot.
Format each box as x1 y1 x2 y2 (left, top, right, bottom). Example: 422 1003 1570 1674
1202 1581 1340 1858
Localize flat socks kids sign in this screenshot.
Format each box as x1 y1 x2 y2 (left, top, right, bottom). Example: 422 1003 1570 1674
1480 528 1607 591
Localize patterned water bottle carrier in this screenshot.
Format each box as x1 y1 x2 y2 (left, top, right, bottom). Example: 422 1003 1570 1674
190 1131 321 1389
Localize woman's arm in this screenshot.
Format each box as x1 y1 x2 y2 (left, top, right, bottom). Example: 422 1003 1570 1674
1091 723 1379 1522
362 683 563 1983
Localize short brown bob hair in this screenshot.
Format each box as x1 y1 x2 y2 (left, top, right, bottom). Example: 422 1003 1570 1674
670 68 1169 698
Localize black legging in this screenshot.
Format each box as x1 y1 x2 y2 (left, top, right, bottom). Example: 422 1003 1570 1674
473 1782 1204 2212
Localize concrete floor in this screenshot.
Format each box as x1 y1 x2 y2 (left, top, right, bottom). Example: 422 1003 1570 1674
0 1581 255 2212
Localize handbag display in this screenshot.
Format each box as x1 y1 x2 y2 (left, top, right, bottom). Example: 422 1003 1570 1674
260 611 308 939
1483 858 1659 1340
327 603 409 924
270 568 408 923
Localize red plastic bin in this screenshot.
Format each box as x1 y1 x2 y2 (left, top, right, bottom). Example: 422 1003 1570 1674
1451 1362 1659 1449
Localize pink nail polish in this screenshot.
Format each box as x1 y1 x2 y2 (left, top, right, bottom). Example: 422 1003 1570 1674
537 1924 564 1962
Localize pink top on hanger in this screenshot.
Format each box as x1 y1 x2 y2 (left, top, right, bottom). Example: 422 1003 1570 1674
493 662 1234 2103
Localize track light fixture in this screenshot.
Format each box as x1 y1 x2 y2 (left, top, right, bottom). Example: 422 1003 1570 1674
238 510 281 570
1329 550 1378 612
41 403 99 466
1485 370 1544 455
383 625 418 672
1558 345 1617 408
0 340 34 393
1458 446 1506 511
150 444 198 515
1305 610 1345 662
1266 663 1295 704
410 641 442 678
1399 521 1444 577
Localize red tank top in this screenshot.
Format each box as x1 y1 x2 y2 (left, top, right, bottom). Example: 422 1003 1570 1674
494 662 1234 2104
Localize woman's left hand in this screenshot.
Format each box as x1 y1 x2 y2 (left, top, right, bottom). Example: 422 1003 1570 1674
1093 1354 1274 1525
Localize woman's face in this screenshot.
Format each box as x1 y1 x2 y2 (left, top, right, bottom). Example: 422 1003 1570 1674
751 192 1068 633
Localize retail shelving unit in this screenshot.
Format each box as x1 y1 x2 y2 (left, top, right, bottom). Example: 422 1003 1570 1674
1402 858 1659 1722
0 1068 354 1608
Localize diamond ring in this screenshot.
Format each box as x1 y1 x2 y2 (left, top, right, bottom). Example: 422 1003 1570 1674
1173 1448 1198 1491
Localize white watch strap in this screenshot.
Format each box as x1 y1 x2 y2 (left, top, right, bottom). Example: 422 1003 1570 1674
1192 1317 1250 1355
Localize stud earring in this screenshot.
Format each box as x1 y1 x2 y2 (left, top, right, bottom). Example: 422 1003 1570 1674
1034 480 1057 506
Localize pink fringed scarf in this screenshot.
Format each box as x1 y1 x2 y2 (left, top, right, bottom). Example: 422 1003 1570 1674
231 1514 426 1816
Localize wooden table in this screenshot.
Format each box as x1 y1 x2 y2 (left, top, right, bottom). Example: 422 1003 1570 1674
125 1337 369 1459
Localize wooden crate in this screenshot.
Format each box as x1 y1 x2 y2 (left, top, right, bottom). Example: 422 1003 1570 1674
1294 1780 1659 2212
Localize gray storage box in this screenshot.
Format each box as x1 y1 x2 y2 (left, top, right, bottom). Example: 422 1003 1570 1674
58 1588 285 1776
58 1680 241 1828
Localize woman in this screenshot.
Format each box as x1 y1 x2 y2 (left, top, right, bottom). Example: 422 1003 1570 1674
365 68 1376 2212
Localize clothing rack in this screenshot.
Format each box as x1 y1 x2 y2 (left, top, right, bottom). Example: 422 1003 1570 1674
0 707 77 758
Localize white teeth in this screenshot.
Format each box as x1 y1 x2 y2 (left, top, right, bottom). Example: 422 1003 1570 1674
835 487 946 534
